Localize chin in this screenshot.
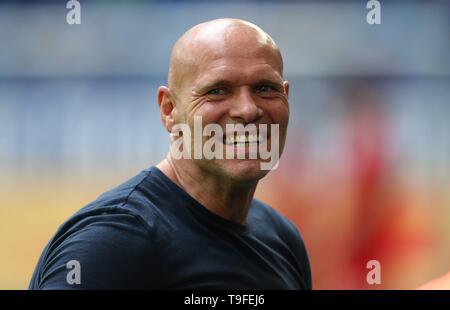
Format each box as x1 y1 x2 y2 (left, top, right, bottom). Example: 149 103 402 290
220 159 270 182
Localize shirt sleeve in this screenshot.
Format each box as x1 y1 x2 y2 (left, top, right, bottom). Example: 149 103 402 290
29 211 161 290
284 220 313 290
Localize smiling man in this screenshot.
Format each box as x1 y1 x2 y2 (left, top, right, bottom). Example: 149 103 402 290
29 18 312 290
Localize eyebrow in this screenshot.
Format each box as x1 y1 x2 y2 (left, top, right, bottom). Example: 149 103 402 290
252 79 284 90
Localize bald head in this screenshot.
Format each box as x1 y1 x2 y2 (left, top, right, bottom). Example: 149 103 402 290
168 19 284 97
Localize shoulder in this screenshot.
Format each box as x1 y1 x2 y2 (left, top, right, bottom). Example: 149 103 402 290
65 168 169 235
54 167 176 251
31 211 162 289
30 168 170 289
250 199 312 289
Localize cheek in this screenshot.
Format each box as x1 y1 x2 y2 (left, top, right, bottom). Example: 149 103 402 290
266 103 289 129
193 102 228 124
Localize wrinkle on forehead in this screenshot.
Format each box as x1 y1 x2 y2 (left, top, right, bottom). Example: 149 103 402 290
168 19 283 96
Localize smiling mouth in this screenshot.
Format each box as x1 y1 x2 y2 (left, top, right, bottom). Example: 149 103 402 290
223 133 266 146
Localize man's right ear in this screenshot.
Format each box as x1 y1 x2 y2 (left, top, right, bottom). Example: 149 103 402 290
157 86 176 133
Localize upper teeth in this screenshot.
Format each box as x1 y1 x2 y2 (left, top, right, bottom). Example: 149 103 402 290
225 134 262 145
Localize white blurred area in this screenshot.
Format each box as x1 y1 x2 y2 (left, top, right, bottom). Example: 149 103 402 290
0 0 449 289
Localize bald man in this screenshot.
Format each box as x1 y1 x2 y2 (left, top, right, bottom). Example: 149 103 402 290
29 19 312 290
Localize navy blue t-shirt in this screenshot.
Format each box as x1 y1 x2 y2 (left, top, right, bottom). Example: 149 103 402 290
29 166 312 289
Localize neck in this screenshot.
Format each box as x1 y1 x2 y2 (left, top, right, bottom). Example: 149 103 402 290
157 155 258 225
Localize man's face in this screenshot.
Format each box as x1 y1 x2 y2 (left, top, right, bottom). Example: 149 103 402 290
172 30 289 182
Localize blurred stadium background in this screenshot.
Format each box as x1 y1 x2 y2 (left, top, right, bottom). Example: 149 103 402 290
0 0 449 289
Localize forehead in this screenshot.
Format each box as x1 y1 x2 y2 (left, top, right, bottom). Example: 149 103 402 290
194 56 282 88
191 43 283 87
171 22 284 94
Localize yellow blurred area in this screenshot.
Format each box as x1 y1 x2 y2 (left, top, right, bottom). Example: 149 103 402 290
0 171 128 289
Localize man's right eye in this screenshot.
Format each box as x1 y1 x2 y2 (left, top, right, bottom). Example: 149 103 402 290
207 88 226 96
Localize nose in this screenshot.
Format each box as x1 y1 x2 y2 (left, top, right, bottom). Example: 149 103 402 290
228 87 263 123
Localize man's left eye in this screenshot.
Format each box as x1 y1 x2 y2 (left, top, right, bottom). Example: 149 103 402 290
256 85 276 93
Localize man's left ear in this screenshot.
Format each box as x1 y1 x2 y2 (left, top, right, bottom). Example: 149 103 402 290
283 81 290 98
